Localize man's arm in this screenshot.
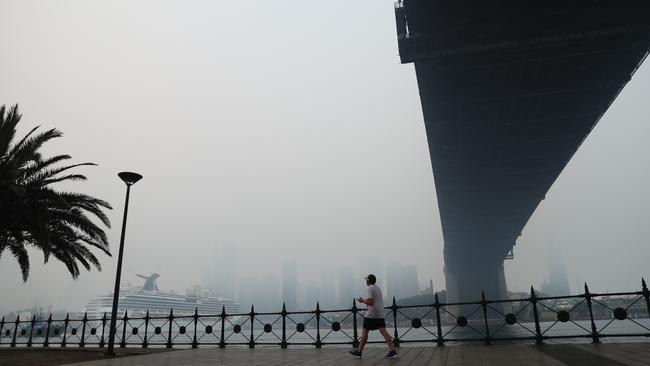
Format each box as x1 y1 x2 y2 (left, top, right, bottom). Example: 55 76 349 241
357 293 375 305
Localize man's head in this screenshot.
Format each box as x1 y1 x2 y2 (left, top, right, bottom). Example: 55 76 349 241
365 274 377 286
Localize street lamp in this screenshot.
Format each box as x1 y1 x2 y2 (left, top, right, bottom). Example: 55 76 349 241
106 172 142 356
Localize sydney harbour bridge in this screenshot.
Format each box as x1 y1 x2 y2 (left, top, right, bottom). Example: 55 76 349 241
394 0 650 302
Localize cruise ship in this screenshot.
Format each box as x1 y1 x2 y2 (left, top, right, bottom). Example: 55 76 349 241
83 273 240 319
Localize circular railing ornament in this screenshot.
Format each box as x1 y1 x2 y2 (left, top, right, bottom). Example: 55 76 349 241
132 327 138 335
505 313 517 325
90 328 96 335
21 329 27 336
264 324 272 333
205 326 213 334
613 307 627 321
233 324 242 334
331 322 341 332
37 329 43 336
412 318 422 329
456 316 468 327
557 310 570 323
179 326 186 334
155 326 162 335
296 323 305 333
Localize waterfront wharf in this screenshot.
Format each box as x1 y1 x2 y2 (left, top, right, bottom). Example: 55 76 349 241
49 343 649 366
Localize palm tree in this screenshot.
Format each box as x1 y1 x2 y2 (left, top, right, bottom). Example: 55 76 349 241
0 104 112 281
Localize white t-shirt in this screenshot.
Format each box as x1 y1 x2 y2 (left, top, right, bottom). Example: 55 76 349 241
365 284 384 319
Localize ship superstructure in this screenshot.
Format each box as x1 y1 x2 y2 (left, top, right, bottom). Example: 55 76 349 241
83 274 239 319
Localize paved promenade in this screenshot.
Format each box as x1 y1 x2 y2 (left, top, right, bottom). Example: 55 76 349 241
60 343 649 366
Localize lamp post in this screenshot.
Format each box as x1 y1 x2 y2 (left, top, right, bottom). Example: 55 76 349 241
106 172 142 356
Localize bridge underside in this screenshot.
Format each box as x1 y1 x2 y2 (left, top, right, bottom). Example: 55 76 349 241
396 0 650 301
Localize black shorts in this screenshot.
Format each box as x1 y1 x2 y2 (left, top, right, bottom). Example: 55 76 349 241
363 317 386 330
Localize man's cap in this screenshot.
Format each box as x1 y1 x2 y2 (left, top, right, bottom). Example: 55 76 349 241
365 274 377 284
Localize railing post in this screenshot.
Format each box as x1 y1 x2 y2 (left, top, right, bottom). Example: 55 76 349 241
584 283 600 344
530 287 543 345
142 310 149 348
480 291 491 345
281 303 287 349
120 310 128 348
44 314 52 347
219 306 226 349
0 316 5 346
166 309 173 348
249 305 255 349
10 315 19 347
315 302 321 348
192 308 198 349
61 313 70 348
99 312 107 348
434 293 444 346
352 300 359 348
642 278 650 319
391 297 400 348
80 312 88 348
27 315 36 347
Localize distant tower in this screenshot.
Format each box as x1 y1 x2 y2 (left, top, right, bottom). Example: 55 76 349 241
202 244 237 299
400 265 420 298
282 260 298 310
386 265 401 300
541 241 571 296
337 266 354 307
320 268 336 308
300 285 321 310
386 265 420 300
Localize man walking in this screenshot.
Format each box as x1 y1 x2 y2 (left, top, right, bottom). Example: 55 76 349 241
349 274 398 359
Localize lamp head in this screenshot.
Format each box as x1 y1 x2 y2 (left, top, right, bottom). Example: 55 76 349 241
118 172 143 186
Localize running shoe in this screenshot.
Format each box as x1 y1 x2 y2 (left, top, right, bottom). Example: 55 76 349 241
349 350 362 359
385 350 398 359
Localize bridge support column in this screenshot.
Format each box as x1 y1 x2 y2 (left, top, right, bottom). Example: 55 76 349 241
444 257 508 304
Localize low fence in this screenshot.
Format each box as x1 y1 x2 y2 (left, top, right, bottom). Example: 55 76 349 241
2 280 650 349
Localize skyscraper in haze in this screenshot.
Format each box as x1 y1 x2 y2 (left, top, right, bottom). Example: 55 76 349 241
541 251 571 296
338 266 355 308
238 277 280 312
282 260 298 310
320 269 336 308
202 245 237 299
386 264 420 300
300 284 320 310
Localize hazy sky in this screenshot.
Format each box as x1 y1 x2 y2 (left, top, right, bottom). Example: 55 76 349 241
1 1 649 314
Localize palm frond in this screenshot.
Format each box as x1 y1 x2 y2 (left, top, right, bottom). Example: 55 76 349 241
8 242 30 282
58 192 113 227
0 106 112 281
23 163 96 186
21 154 72 181
0 104 22 157
8 128 63 170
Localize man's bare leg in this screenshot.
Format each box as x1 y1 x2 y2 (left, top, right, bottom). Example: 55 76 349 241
378 328 395 352
358 328 369 353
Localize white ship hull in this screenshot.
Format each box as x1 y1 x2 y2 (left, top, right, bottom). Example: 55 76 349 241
83 287 240 320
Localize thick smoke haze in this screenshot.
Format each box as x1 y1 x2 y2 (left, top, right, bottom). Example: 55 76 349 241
1 1 649 315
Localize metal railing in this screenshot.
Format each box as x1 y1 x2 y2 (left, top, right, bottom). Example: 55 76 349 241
2 279 650 349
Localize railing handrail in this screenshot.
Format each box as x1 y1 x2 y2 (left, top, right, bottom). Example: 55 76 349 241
2 279 650 349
